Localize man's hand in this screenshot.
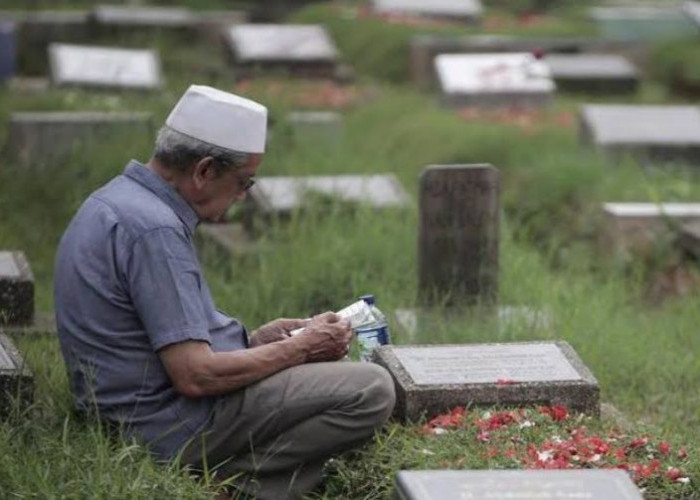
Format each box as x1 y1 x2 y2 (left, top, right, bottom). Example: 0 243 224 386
250 318 309 348
292 312 352 363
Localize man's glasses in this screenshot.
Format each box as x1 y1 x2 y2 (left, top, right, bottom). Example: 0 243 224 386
238 176 256 192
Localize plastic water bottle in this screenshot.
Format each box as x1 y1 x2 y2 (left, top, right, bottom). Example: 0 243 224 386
354 294 391 362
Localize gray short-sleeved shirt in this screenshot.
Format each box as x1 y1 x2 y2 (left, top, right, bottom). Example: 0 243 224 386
54 160 248 460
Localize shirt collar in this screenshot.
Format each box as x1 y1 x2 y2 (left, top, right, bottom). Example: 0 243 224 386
123 160 199 236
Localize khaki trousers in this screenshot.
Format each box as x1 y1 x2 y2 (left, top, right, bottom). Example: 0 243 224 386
181 361 396 500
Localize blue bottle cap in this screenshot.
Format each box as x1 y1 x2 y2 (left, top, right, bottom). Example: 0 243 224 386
359 294 375 305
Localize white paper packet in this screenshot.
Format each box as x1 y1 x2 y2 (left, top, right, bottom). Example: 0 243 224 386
290 299 375 336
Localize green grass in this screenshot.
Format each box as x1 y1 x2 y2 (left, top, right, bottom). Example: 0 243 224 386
2 1 700 498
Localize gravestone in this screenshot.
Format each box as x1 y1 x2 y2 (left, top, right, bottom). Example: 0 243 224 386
7 112 153 167
91 5 196 30
49 43 163 90
544 54 639 94
196 223 255 263
286 111 343 145
370 0 483 23
373 342 599 421
419 165 499 306
227 24 339 79
683 1 700 29
409 35 635 89
680 221 700 259
0 20 15 83
245 174 410 229
435 53 555 109
395 469 643 500
0 334 34 418
601 202 700 259
0 252 33 326
579 105 700 165
590 6 695 41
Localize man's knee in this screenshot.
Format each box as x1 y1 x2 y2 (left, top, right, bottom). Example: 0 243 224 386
346 363 396 426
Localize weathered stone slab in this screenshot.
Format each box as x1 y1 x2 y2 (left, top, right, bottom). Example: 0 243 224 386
245 174 410 227
49 43 163 90
371 0 483 23
227 24 338 78
590 6 695 41
394 469 642 500
7 111 153 166
91 5 196 29
286 111 343 145
579 105 700 165
0 20 15 83
0 251 33 326
0 312 57 336
373 342 599 421
544 54 639 94
196 223 255 263
0 333 34 418
601 202 700 259
419 165 499 306
435 53 555 109
409 35 636 89
680 220 700 258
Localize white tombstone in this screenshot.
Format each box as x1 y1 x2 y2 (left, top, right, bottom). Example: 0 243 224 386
228 24 338 64
601 202 700 259
371 0 483 22
683 1 700 28
92 5 196 28
579 105 700 164
435 53 555 108
247 174 410 219
49 43 163 90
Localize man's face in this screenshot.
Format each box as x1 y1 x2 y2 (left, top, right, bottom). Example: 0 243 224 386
193 153 263 223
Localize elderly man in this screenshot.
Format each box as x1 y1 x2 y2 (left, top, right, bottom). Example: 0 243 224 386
54 85 395 499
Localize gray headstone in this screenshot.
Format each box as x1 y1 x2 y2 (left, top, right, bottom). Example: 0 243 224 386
435 53 555 109
0 20 15 82
0 252 33 326
91 5 196 28
409 35 635 89
196 223 255 263
7 111 153 167
395 470 643 500
600 202 700 260
683 1 700 29
680 220 700 258
418 165 499 306
227 24 338 78
286 111 343 145
0 333 34 418
49 43 163 90
544 54 639 94
371 0 483 22
245 174 410 227
589 6 695 41
373 342 600 421
579 105 700 165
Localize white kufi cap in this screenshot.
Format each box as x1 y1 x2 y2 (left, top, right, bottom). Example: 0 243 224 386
166 84 268 154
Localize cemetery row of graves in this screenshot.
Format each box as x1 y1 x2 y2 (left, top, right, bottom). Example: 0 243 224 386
2 0 700 498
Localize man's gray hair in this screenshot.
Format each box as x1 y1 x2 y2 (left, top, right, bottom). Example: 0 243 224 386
153 126 251 175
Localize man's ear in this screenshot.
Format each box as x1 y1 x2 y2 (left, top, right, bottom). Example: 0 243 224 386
191 156 216 190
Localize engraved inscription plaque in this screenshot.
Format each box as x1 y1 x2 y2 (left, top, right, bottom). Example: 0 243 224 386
0 252 20 279
395 343 581 385
49 43 162 89
395 470 643 500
